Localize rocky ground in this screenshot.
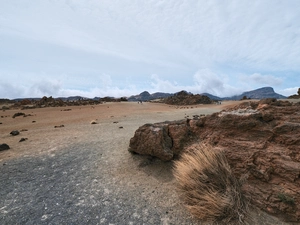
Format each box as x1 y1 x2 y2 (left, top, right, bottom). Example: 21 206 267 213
0 101 294 224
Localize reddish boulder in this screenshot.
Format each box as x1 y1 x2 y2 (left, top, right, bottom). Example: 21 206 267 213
129 120 193 161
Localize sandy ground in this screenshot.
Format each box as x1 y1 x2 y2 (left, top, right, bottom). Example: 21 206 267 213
0 101 290 224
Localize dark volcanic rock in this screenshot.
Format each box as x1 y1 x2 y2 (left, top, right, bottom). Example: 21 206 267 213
12 112 25 118
0 143 10 151
129 99 300 222
10 130 20 136
19 138 28 142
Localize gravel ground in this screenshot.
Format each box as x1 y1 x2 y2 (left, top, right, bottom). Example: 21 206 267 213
0 102 290 224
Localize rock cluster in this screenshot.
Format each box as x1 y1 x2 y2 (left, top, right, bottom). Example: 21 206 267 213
7 96 128 110
163 90 213 105
129 99 300 222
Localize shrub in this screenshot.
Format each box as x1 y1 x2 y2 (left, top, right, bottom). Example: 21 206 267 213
173 144 248 223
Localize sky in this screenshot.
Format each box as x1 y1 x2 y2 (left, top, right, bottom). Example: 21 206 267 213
1 0 300 99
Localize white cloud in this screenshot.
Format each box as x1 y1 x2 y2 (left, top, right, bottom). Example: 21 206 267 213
193 69 225 94
239 73 283 86
150 70 243 97
0 0 299 99
278 87 299 97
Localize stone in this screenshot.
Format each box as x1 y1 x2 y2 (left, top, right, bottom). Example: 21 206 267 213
10 130 20 136
129 120 193 160
19 138 28 142
90 120 97 124
12 112 25 118
0 143 10 151
129 123 173 161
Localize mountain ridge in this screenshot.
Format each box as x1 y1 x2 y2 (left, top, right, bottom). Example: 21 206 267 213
3 86 287 102
127 87 286 102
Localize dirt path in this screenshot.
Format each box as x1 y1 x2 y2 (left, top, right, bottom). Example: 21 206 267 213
0 102 289 224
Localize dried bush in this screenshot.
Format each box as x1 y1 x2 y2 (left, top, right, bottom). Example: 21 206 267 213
173 144 248 224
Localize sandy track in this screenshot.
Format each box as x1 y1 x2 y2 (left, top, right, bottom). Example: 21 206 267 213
0 102 288 224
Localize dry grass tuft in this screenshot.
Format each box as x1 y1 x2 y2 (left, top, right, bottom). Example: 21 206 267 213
173 143 248 224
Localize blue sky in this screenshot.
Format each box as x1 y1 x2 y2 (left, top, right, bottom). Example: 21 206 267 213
0 0 300 99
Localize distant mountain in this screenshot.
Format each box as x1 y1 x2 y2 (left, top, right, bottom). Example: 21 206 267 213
201 87 286 100
127 91 173 101
226 87 286 100
200 93 223 101
8 87 287 103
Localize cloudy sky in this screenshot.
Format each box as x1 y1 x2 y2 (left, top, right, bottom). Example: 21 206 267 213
1 0 300 99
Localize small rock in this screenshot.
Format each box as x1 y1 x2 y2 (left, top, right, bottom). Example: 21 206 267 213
12 112 25 118
113 121 118 124
0 143 10 151
10 130 20 136
54 125 64 128
19 138 28 142
119 126 123 129
32 121 36 123
90 120 98 124
20 129 28 132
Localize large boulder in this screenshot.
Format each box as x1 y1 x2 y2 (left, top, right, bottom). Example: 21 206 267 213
129 120 193 161
129 99 300 222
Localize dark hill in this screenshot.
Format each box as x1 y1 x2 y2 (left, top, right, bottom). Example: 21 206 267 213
127 91 173 101
163 90 213 105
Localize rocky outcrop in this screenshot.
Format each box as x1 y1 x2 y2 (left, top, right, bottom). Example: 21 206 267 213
129 99 300 222
163 90 213 105
7 96 128 110
127 91 173 102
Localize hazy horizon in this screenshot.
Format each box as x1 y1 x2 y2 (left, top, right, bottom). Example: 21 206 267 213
1 1 299 99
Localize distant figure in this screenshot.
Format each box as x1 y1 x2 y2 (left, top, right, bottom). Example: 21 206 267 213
138 100 143 104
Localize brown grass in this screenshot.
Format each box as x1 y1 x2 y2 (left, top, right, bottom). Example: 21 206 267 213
173 143 248 224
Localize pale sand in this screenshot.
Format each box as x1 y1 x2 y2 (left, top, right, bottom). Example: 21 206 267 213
0 101 288 224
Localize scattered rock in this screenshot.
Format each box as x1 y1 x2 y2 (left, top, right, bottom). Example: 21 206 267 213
113 121 118 123
20 129 28 132
10 130 20 136
61 108 72 111
19 138 28 142
32 121 36 123
119 126 123 129
0 143 10 151
54 125 65 128
12 112 25 118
